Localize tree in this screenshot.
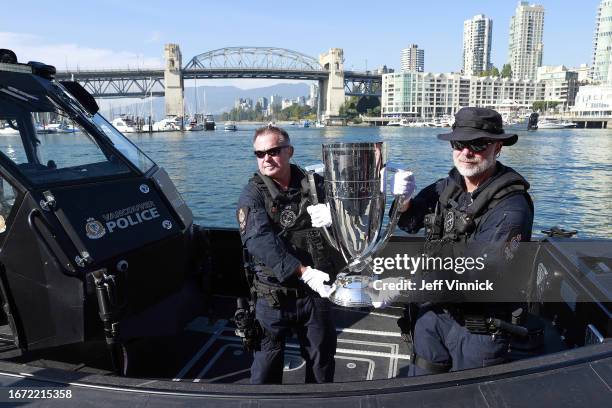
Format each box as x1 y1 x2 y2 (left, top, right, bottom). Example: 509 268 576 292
532 100 560 112
501 64 512 78
479 65 500 77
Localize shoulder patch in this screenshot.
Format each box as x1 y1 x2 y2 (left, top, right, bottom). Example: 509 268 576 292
237 207 249 235
504 233 522 260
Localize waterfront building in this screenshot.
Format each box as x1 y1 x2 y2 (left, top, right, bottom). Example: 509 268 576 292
381 71 544 118
536 66 579 109
400 44 424 72
590 0 612 83
469 76 544 110
382 71 469 118
571 85 612 117
463 14 493 76
508 2 545 80
295 96 306 106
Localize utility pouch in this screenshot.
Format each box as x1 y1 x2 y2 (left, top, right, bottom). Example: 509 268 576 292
306 230 334 272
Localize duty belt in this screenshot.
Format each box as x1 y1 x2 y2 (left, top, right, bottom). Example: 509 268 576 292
253 277 309 302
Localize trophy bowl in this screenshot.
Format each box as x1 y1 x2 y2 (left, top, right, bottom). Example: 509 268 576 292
319 142 404 308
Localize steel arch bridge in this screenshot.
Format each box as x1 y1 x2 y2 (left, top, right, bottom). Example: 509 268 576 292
184 47 323 71
55 46 381 98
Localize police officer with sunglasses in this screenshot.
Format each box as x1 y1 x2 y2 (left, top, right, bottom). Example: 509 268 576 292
236 125 345 384
394 107 534 375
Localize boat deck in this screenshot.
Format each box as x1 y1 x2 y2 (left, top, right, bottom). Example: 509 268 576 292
0 296 412 384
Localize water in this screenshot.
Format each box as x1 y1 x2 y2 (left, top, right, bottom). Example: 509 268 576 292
124 126 611 239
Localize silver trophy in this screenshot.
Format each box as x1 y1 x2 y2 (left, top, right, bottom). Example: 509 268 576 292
319 142 405 308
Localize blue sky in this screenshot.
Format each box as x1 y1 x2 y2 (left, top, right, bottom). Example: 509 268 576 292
2 0 602 87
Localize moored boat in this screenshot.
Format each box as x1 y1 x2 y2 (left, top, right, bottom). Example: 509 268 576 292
224 121 237 131
111 116 137 133
204 114 215 130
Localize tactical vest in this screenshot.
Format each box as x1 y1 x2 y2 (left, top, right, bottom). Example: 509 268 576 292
248 165 336 282
423 167 533 257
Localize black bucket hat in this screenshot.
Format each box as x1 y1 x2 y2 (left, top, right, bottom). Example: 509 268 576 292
437 107 518 146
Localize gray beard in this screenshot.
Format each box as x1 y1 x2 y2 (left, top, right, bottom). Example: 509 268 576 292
453 155 496 177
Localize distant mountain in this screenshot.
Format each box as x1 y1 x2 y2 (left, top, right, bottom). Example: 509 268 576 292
99 83 310 119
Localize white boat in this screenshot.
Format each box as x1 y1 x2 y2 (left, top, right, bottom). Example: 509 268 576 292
47 122 76 133
152 117 181 132
434 115 453 127
559 120 577 128
185 120 204 131
35 123 57 134
315 121 326 128
387 120 402 126
409 120 436 127
111 117 137 133
223 121 237 131
537 119 572 129
0 123 19 135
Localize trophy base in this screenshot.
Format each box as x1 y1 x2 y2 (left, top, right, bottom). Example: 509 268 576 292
329 273 374 308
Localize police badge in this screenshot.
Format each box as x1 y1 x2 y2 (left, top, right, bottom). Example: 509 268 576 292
279 208 297 228
85 217 106 239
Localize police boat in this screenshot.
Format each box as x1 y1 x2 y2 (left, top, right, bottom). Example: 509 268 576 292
0 49 609 406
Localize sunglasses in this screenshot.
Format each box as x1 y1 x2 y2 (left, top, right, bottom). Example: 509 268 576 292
450 139 494 153
253 145 290 159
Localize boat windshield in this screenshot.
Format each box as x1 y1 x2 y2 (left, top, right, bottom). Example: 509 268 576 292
91 114 155 173
0 84 138 186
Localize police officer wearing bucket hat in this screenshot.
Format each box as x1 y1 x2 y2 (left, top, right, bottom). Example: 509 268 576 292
392 107 534 375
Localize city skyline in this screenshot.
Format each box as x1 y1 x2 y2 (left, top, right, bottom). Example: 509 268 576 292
1 0 603 89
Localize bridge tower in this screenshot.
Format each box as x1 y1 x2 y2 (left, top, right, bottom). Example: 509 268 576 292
319 48 345 121
164 44 184 119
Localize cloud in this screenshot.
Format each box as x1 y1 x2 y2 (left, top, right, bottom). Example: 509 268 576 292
0 32 163 70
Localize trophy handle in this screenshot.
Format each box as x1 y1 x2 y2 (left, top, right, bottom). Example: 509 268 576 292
306 169 340 253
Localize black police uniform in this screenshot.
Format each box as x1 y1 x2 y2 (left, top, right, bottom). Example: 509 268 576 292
236 164 339 384
398 161 534 375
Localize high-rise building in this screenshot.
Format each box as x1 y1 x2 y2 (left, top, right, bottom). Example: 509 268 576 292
508 2 545 80
463 14 493 76
307 83 319 108
269 95 282 113
400 44 424 72
591 0 612 83
257 97 268 110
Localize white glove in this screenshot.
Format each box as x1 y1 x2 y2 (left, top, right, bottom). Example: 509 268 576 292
300 267 336 298
306 203 332 228
369 277 403 309
393 170 416 199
